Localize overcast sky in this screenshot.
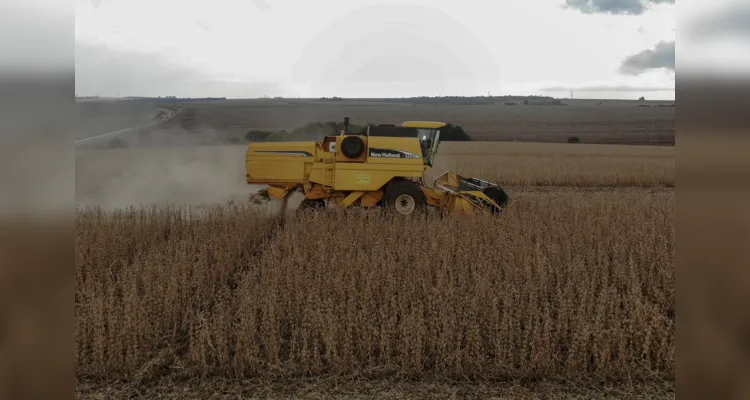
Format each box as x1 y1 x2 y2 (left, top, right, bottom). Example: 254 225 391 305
73 0 699 99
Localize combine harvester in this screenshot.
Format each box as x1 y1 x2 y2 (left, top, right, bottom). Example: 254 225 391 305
245 118 509 216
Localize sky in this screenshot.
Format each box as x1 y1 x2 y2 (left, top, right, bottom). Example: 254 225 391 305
70 0 741 100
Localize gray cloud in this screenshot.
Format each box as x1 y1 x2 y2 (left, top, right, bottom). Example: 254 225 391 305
540 84 674 92
75 42 282 98
619 41 675 75
564 0 674 16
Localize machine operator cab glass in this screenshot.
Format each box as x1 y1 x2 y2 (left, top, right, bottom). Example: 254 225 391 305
401 121 445 167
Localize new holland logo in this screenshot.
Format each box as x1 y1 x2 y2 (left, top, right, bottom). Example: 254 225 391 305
368 148 421 159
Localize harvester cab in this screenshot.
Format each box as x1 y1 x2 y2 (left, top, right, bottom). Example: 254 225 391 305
246 117 509 216
407 121 443 168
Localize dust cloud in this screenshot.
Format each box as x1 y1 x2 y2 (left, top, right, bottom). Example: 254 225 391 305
75 144 294 213
74 101 307 213
82 125 248 150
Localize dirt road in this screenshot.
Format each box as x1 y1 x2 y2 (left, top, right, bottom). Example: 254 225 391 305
74 106 179 147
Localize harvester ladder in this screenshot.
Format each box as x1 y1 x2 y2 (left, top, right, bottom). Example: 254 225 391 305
323 156 335 190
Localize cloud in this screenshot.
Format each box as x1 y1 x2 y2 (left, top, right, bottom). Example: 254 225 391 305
75 41 282 98
540 84 674 92
619 41 675 75
564 0 674 16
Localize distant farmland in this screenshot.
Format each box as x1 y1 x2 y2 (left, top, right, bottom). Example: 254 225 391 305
81 97 672 148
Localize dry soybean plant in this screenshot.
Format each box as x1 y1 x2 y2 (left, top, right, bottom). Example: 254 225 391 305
75 194 674 385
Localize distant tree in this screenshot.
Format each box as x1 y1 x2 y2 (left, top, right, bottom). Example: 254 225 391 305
567 136 582 144
266 131 289 142
528 99 566 106
441 124 472 141
639 96 645 101
246 130 273 141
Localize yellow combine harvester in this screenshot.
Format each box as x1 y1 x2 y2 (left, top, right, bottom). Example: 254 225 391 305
245 118 509 215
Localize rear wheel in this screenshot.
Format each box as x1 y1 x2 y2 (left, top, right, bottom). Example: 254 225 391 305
382 180 426 216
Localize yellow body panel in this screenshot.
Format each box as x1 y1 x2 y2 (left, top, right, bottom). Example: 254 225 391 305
246 141 318 184
338 191 366 207
452 198 481 213
332 164 423 191
360 191 383 207
247 135 426 192
433 170 464 191
401 121 447 129
365 136 425 165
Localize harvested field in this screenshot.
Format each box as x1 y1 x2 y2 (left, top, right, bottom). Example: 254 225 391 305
431 142 674 188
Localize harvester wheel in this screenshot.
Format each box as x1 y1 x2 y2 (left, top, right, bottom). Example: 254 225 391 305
483 186 509 213
341 136 365 158
383 180 426 216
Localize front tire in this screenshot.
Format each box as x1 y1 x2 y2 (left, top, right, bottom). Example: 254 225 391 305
382 180 427 216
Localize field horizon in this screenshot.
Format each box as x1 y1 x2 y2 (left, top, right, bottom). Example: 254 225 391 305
75 97 675 150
